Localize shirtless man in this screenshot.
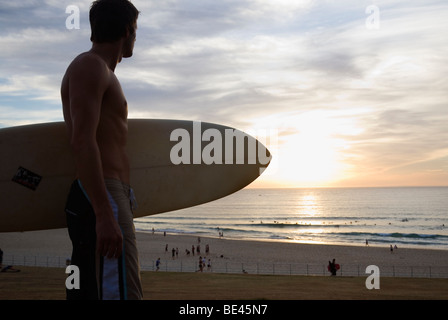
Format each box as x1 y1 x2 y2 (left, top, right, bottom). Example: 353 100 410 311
61 0 142 300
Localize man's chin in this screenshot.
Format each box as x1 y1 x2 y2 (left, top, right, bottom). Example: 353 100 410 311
118 53 132 63
123 51 133 58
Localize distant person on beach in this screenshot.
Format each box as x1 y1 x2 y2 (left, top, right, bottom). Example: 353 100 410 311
328 258 338 276
199 256 203 272
156 258 161 271
1 265 20 273
61 0 142 300
207 259 212 271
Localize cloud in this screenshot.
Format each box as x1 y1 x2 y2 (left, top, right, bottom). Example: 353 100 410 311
0 0 447 186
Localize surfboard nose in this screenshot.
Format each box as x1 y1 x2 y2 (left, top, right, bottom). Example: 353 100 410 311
256 141 272 176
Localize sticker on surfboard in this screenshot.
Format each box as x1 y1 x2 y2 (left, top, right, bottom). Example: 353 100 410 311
12 166 42 191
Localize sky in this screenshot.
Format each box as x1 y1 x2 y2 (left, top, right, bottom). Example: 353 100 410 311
1 0 447 188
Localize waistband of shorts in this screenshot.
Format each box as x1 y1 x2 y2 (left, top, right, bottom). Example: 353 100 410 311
104 179 138 210
75 178 132 189
104 178 132 190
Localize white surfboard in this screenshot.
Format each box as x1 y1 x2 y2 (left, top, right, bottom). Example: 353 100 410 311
0 119 271 232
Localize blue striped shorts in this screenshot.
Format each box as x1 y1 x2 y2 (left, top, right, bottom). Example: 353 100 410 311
65 179 143 300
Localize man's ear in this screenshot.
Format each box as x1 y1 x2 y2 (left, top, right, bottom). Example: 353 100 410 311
126 24 135 36
126 22 137 38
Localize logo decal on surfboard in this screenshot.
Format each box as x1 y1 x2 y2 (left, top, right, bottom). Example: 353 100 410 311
12 166 42 191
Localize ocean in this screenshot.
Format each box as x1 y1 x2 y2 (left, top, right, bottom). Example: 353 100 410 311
134 187 448 250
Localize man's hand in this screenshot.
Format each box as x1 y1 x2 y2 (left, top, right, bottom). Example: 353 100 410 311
96 214 123 259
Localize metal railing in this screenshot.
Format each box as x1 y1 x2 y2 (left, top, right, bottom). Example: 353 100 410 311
3 253 447 279
141 258 448 278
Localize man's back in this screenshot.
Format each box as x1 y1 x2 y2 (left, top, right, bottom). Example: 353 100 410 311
61 51 130 184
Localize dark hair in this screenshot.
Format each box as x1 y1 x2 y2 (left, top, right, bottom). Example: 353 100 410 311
89 0 139 43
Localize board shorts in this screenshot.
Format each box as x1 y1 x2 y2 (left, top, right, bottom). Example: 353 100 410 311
65 179 143 300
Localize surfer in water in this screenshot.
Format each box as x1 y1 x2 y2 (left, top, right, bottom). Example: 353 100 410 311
61 0 142 300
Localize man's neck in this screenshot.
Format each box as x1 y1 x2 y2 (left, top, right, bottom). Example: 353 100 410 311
90 41 124 71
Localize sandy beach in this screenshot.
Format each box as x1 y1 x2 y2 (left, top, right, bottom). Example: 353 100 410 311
1 228 447 277
1 229 448 301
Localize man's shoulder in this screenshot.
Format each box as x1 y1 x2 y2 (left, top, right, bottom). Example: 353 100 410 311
67 52 109 77
72 51 104 64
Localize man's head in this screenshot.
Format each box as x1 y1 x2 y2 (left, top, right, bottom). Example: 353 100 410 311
90 0 139 56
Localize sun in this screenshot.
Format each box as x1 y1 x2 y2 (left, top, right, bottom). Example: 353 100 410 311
274 136 342 188
268 111 351 187
246 110 360 188
285 134 338 182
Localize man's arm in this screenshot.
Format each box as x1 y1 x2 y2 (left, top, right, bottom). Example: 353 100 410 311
68 56 123 259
